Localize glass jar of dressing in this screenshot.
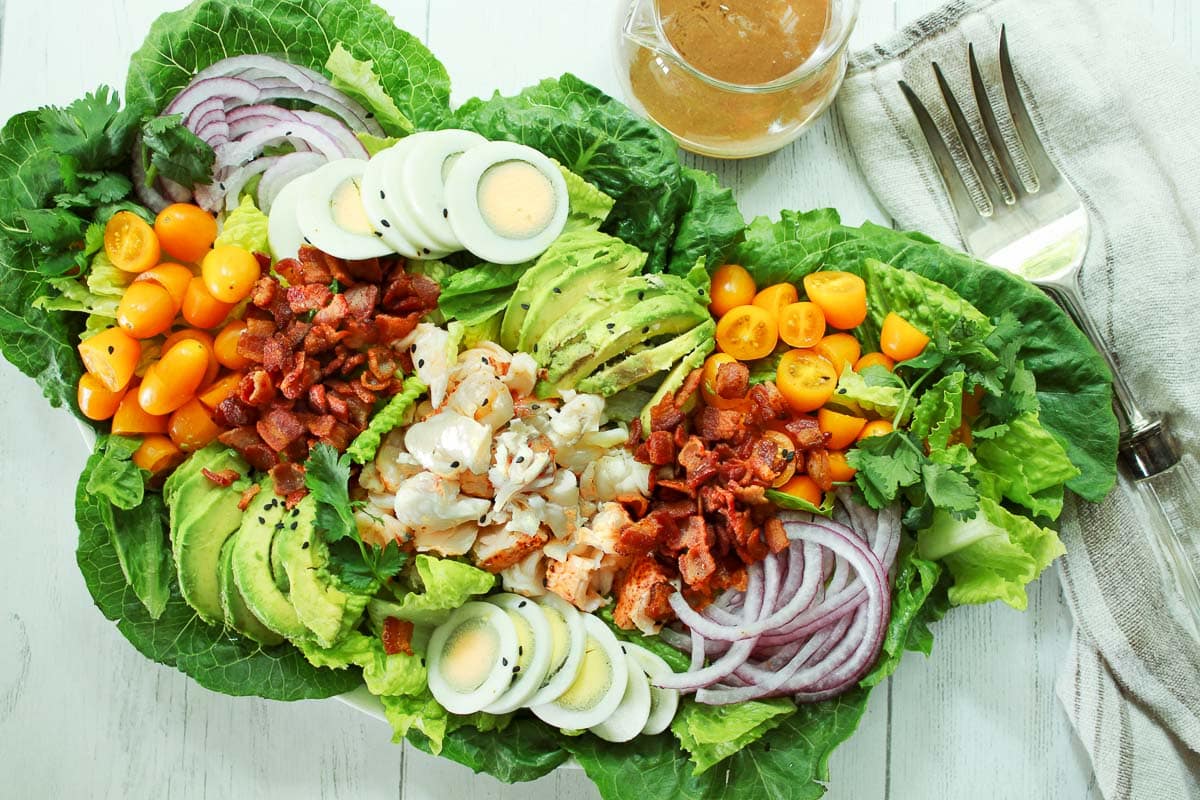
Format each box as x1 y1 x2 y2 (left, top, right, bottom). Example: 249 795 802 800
615 0 860 159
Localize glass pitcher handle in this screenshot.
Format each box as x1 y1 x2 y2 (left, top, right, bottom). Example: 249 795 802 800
1132 452 1200 641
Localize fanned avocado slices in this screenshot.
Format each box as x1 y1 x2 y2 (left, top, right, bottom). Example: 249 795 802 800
218 535 284 647
231 484 310 641
639 340 716 431
577 319 715 396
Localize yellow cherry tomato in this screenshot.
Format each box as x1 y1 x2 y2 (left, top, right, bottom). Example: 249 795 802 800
778 301 827 349
879 312 931 361
77 373 127 421
134 263 194 311
778 474 824 508
132 434 186 475
104 211 160 273
855 352 896 373
162 328 219 388
111 385 169 436
198 372 244 410
814 333 861 377
117 280 176 339
776 349 838 413
213 319 252 370
827 450 857 482
857 419 895 441
752 283 799 320
716 305 778 361
803 271 868 330
154 203 218 264
709 264 757 317
182 275 235 329
169 397 222 451
818 407 868 450
78 327 142 392
138 339 210 415
201 245 261 303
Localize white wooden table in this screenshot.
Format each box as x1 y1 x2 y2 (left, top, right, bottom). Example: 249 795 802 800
0 1 1194 797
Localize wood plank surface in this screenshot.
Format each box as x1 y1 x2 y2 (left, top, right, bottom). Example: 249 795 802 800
0 0 1193 798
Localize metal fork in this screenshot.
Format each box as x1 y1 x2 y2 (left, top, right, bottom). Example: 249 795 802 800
899 27 1200 638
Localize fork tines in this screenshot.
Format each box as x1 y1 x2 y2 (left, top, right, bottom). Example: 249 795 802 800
899 26 1065 220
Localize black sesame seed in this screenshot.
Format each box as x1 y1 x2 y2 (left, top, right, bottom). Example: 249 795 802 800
518 600 527 608
291 521 298 530
513 665 521 674
380 218 391 228
531 404 539 410
450 460 460 469
275 522 284 531
417 359 425 368
107 345 115 354
481 398 489 407
257 516 265 525
423 248 431 255
620 645 627 654
638 291 645 301
285 131 292 136
553 287 562 294
642 326 650 334
501 657 509 667
478 515 487 524
374 231 384 238
379 190 386 200
518 646 524 656
219 182 226 191
303 237 312 245
420 658 426 667
442 209 448 219
301 540 310 549
837 388 847 394
606 323 615 331
516 456 525 464
482 357 489 364
521 303 530 311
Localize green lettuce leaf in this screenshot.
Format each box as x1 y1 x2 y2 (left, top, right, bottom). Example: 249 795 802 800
826 365 909 422
382 693 451 751
861 540 949 686
452 73 685 272
35 251 132 322
974 412 1080 520
300 630 426 697
667 168 744 275
215 194 270 253
765 488 836 516
387 554 496 626
910 371 964 451
125 0 450 129
671 698 795 774
347 376 426 464
85 434 145 510
734 209 1116 502
560 165 615 231
409 716 571 783
325 42 415 136
918 495 1066 610
358 132 402 157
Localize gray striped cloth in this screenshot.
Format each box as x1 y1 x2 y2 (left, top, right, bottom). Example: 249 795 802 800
835 0 1200 797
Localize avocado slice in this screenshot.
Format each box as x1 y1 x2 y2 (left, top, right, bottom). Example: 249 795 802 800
544 293 711 390
577 319 715 396
639 340 715 432
274 496 371 648
231 485 310 641
218 534 284 646
166 446 250 625
515 239 645 353
269 532 291 593
500 229 626 349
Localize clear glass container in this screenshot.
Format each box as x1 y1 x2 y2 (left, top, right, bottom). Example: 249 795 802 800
614 0 860 159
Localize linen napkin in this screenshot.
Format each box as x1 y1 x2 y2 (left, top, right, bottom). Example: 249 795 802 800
836 1 1200 797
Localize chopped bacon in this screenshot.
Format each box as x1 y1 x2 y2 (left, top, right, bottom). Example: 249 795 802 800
240 370 277 407
806 448 834 492
644 430 676 466
373 313 419 343
202 468 240 487
250 276 278 308
343 284 379 320
714 361 750 400
258 407 306 452
214 396 257 428
675 366 705 408
382 617 415 656
615 512 670 556
785 415 827 449
765 517 789 554
695 406 742 442
649 395 685 433
286 283 333 314
747 381 789 425
269 462 307 497
236 484 261 511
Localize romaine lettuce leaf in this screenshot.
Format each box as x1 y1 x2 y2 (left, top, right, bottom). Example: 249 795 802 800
215 194 270 253
671 698 795 774
560 165 615 231
382 693 451 751
125 0 450 129
918 495 1066 610
861 539 949 686
347 376 426 464
667 168 745 275
974 412 1080 520
826 365 909 422
386 554 496 626
299 630 426 697
325 42 415 136
910 371 964 451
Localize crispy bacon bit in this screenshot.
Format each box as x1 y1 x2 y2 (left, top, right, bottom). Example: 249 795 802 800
714 361 750 400
241 370 276 407
287 283 333 313
765 517 789 554
696 406 742 442
675 366 705 408
649 395 685 433
270 461 307 498
250 276 278 308
236 484 261 511
202 468 240 487
258 407 306 452
748 381 788 425
214 396 257 428
785 415 827 449
382 617 415 656
644 430 676 466
806 448 834 492
343 284 379 320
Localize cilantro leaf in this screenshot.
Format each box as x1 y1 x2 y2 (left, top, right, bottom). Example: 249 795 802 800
38 86 142 167
139 115 215 188
846 431 924 508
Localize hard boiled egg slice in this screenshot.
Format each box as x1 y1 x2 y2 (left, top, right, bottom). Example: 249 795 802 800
589 648 653 743
626 645 680 736
427 601 519 715
443 141 569 265
294 158 393 260
359 145 423 259
482 593 554 714
267 175 307 261
398 129 488 252
526 592 588 707
530 612 628 730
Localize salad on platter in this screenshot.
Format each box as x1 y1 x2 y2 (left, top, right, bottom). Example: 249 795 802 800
0 1 1118 797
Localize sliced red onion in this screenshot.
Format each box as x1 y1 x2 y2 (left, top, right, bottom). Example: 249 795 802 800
216 120 347 169
257 151 327 213
184 96 226 131
255 84 378 136
165 76 260 119
217 156 281 213
226 111 298 141
191 54 321 92
291 110 368 158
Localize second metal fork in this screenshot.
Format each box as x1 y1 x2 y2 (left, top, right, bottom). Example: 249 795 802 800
899 27 1200 639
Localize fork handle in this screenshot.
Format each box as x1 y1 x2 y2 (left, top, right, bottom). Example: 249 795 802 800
1043 279 1156 441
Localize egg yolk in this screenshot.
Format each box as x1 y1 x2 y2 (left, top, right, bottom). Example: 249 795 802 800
477 160 556 240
